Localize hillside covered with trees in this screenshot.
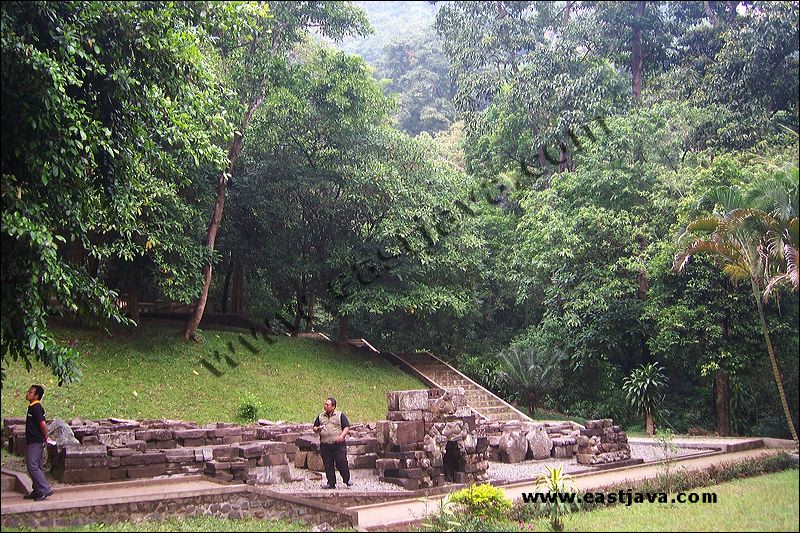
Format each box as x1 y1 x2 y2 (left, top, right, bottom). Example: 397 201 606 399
2 1 798 441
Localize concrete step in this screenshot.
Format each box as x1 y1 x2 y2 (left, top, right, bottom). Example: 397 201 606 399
1 473 17 492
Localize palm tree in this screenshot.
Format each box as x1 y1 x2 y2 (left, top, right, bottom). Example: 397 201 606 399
674 178 799 445
498 344 564 419
622 362 667 436
747 165 799 298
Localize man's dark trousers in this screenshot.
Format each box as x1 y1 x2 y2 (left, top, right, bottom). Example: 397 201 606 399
320 442 350 487
26 442 52 496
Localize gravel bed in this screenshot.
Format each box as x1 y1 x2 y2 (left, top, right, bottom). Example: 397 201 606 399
487 444 716 483
266 465 409 493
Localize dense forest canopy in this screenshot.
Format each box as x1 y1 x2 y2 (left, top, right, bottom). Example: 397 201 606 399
2 1 798 440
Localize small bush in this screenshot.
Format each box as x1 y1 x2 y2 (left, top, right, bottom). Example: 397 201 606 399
449 483 513 522
235 391 264 423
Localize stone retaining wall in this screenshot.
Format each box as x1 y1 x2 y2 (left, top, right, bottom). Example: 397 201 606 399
0 486 352 530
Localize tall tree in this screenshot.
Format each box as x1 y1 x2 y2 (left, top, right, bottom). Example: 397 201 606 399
184 1 370 340
675 179 799 444
1 1 231 385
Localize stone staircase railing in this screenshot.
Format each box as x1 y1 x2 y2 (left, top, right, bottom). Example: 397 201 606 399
386 351 532 423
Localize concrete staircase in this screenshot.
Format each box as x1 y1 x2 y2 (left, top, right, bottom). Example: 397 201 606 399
388 351 532 423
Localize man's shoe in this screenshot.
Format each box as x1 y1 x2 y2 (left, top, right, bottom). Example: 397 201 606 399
345 480 354 488
321 483 335 490
34 490 53 501
23 491 40 500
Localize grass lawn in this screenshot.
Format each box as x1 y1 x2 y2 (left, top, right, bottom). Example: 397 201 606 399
0 323 424 424
526 469 799 532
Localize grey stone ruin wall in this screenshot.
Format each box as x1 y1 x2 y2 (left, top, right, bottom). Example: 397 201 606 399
477 418 630 465
2 418 303 485
374 388 490 490
576 419 631 464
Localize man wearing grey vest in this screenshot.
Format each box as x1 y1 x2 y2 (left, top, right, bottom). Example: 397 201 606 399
313 396 352 489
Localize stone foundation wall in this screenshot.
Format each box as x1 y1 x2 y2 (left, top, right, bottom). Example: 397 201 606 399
3 418 299 485
0 487 352 530
375 389 489 489
576 419 631 465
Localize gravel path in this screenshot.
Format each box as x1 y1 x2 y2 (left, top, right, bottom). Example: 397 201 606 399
487 444 715 483
257 444 716 493
266 465 407 493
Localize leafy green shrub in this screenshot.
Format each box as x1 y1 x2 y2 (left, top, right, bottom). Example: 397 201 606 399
235 391 264 423
536 466 576 532
448 483 512 522
420 495 510 532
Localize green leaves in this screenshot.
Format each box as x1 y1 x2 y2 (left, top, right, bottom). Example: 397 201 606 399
622 362 668 417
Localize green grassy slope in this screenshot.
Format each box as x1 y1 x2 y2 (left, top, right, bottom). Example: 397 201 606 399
0 324 424 424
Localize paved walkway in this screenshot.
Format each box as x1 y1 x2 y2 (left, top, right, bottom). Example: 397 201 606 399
350 445 789 530
3 438 795 530
1 475 235 514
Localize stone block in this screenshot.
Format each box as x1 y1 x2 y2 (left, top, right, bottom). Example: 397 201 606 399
126 464 167 478
237 443 265 458
212 427 242 438
295 435 320 451
306 452 325 472
212 447 237 461
266 454 288 466
173 429 207 440
165 449 196 463
294 451 308 469
499 430 527 463
63 445 108 457
60 467 111 483
135 429 173 441
63 456 109 469
376 458 400 470
387 410 424 422
388 421 425 445
379 475 420 490
109 447 135 457
398 390 429 411
349 453 378 469
386 391 402 411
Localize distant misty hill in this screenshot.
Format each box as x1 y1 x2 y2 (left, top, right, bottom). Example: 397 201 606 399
337 1 442 65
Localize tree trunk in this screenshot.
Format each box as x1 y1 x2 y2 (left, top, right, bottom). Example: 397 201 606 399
631 1 645 101
220 251 234 313
184 82 267 341
230 259 244 315
750 278 798 445
715 369 731 436
645 412 655 436
304 289 316 333
126 265 140 325
184 130 243 340
292 288 303 337
528 393 538 419
338 314 350 353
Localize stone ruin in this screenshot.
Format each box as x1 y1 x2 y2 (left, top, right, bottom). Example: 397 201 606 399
477 417 632 466
1 417 375 486
2 402 632 491
374 388 490 489
576 419 631 465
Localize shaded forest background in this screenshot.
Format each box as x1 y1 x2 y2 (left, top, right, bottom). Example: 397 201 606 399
2 1 798 438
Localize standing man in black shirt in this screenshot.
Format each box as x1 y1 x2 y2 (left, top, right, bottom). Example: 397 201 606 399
312 396 352 489
24 384 53 501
